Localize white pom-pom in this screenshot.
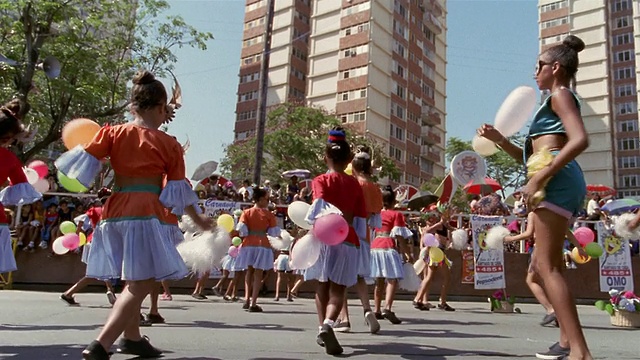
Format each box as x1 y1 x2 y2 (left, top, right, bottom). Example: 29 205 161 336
451 229 469 250
268 230 294 251
280 230 293 248
614 213 640 240
485 226 510 250
177 227 231 274
268 236 285 250
179 215 200 233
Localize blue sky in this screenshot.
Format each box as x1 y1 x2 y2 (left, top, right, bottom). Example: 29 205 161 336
164 0 540 178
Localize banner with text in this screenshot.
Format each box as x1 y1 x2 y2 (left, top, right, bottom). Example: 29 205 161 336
461 250 475 284
471 215 505 290
596 222 634 293
202 200 242 218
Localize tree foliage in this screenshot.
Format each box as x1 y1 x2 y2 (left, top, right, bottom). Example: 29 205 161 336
220 103 400 183
0 0 212 162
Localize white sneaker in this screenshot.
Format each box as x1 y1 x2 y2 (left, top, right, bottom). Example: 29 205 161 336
364 311 380 334
332 320 351 333
39 242 48 249
106 291 117 305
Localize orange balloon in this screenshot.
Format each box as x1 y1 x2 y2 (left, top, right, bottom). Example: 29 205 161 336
571 247 591 264
61 118 101 150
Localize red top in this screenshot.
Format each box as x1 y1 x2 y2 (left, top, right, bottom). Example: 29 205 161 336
371 209 406 249
311 172 366 247
0 147 28 224
239 207 277 248
85 207 103 227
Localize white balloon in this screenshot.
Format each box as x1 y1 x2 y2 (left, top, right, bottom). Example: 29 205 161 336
494 86 538 137
472 135 498 157
23 168 39 185
287 201 312 230
52 237 69 255
290 233 322 269
33 178 49 193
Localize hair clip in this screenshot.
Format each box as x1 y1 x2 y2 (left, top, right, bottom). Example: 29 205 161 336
330 144 341 150
354 151 370 160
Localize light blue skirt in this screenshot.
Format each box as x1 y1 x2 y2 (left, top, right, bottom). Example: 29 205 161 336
169 225 184 246
85 218 189 281
275 254 291 272
370 248 404 280
305 243 359 287
234 246 274 271
357 240 371 278
0 226 17 273
81 243 91 264
221 254 235 272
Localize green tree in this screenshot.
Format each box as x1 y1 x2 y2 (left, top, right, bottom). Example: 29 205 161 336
220 103 400 183
0 0 213 162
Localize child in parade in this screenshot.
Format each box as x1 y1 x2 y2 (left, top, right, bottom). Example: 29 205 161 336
478 35 592 360
56 70 212 360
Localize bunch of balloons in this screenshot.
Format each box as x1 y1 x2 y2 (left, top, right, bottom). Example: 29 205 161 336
23 160 50 194
570 227 604 264
56 118 102 193
422 233 445 263
52 221 87 255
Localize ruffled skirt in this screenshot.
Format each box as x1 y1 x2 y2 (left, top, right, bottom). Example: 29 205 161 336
0 226 17 273
370 248 404 279
81 243 91 264
234 246 274 271
221 254 235 272
274 254 291 272
357 240 371 277
305 243 358 287
85 218 189 281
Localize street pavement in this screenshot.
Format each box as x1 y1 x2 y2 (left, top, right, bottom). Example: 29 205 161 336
0 290 637 359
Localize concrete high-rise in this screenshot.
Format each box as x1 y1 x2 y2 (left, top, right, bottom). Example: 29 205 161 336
234 0 447 186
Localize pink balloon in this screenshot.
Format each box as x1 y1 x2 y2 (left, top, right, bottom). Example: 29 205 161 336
423 233 439 247
313 213 349 246
228 246 239 258
573 227 594 247
61 233 80 250
28 160 49 179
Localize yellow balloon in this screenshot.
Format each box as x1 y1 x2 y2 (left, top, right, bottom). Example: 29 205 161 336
345 163 353 176
79 232 87 246
217 214 235 233
429 247 445 263
571 247 591 264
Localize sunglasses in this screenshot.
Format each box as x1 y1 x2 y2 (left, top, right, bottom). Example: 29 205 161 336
535 60 554 75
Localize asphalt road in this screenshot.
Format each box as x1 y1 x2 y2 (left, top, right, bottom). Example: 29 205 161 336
0 290 637 359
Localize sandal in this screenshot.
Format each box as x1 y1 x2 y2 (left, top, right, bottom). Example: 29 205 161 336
82 340 112 360
438 303 455 312
116 335 162 357
60 293 79 306
412 301 429 311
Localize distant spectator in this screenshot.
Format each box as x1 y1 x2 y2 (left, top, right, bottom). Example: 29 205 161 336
587 193 600 217
238 179 253 202
286 176 299 203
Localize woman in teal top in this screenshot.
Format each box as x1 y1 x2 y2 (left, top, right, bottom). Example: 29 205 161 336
478 35 592 360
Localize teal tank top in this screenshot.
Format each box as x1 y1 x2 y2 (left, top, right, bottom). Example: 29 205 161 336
528 88 581 138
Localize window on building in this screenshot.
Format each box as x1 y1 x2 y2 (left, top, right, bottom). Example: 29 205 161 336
541 33 569 46
619 156 639 169
393 60 406 78
540 1 567 13
616 16 631 28
614 33 632 46
393 0 407 18
541 16 569 29
615 50 634 63
343 1 370 16
617 102 637 114
612 0 631 12
617 84 636 97
618 137 639 151
620 175 638 188
390 102 405 120
394 82 406 99
615 67 635 80
341 66 368 79
389 145 403 161
619 120 638 132
246 0 266 12
340 111 366 123
393 40 406 58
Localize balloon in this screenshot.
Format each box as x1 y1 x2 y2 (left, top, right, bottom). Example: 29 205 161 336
313 213 349 246
61 233 80 250
79 232 87 246
428 247 445 263
28 160 49 179
52 237 69 255
422 233 439 247
584 242 603 258
571 247 591 264
228 245 239 258
345 163 353 176
216 214 234 233
57 171 88 193
23 168 39 185
594 299 607 311
233 209 243 217
232 236 242 247
61 118 101 150
287 201 312 230
33 178 49 193
59 221 77 235
573 227 595 247
493 86 538 137
290 233 322 269
472 135 498 157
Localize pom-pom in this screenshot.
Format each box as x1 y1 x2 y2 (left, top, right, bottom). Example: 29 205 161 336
451 229 469 250
268 230 293 251
399 263 421 291
485 226 510 250
179 215 200 234
614 213 640 240
526 147 554 177
177 227 231 274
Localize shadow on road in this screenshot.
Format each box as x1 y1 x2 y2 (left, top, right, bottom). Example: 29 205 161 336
169 320 305 332
0 323 102 332
344 342 528 359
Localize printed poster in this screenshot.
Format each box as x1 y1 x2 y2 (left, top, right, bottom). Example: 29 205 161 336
202 199 241 218
471 215 505 290
461 250 475 284
596 222 634 293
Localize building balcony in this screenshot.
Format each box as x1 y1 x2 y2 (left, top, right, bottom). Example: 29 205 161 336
421 126 441 145
420 145 440 162
422 0 443 17
421 105 441 126
423 12 442 35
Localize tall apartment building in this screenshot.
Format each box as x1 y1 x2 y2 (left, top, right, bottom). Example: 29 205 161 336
538 0 639 198
234 0 447 187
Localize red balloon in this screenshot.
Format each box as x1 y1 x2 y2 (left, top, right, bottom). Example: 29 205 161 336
61 233 80 250
573 227 595 247
28 160 49 179
313 213 349 246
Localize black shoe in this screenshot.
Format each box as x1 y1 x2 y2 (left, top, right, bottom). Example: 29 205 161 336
82 340 112 360
374 311 384 320
248 305 263 312
60 293 79 306
242 301 250 310
438 303 455 311
146 313 165 324
116 336 163 357
382 310 402 324
139 314 153 327
318 323 343 355
316 334 325 348
540 313 557 326
413 301 429 311
535 342 570 360
191 293 207 300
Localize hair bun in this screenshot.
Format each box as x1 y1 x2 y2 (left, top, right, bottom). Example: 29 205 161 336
132 70 156 85
356 145 371 154
563 35 585 53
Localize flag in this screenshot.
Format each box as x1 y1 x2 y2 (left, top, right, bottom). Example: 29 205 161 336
434 174 457 204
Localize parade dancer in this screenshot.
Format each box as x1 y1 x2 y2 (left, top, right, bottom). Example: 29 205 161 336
478 35 592 360
370 186 413 324
304 127 367 355
56 70 212 360
334 145 381 333
0 99 42 277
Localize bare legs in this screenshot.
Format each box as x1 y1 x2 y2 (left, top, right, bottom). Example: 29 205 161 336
526 270 554 314
193 272 209 296
315 281 346 324
414 264 451 307
337 277 373 322
374 278 398 313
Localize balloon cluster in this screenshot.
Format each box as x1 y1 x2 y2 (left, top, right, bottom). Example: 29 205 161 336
422 233 445 263
570 227 604 264
23 160 50 193
56 118 102 193
52 221 87 255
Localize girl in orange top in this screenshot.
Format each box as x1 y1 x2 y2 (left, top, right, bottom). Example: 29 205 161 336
235 187 280 312
55 70 211 360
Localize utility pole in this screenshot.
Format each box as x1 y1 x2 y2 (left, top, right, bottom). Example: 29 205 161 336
253 0 275 185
